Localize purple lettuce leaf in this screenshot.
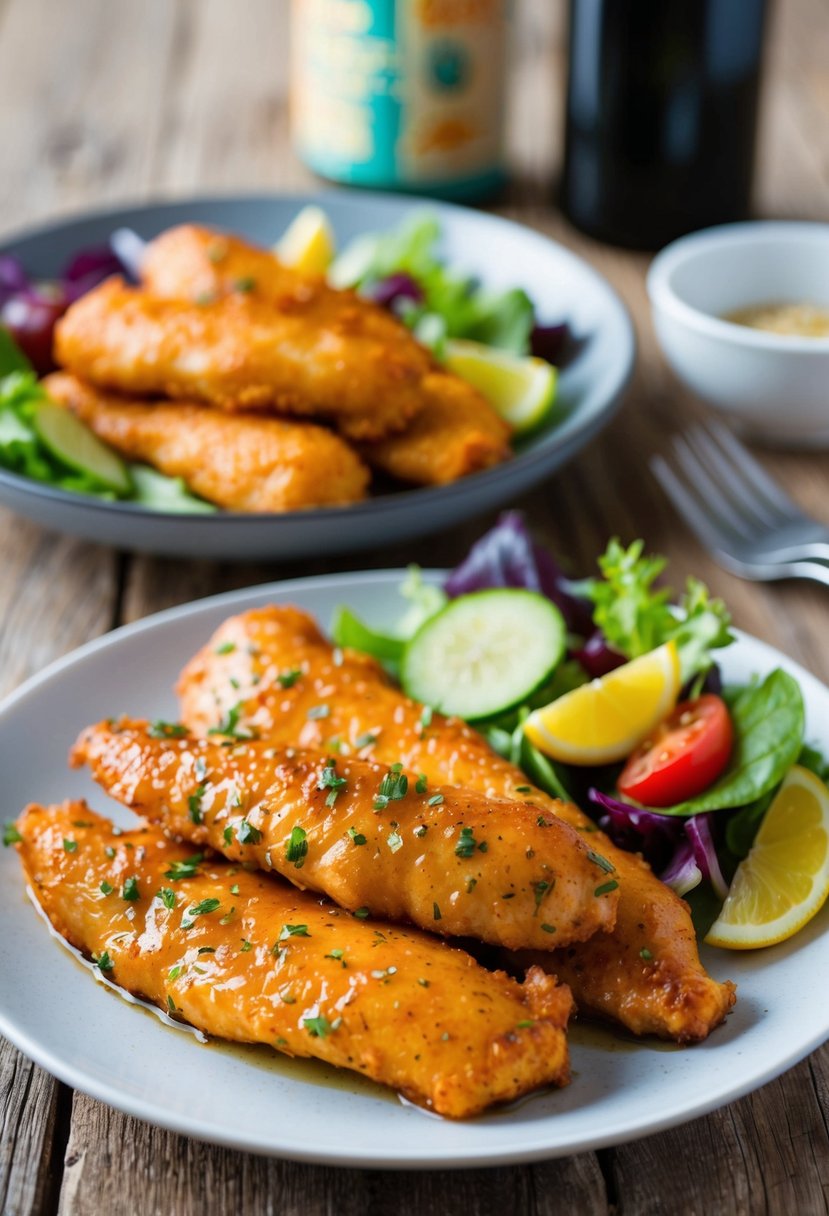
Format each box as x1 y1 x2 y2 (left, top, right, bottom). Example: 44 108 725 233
571 630 626 678
530 321 569 365
685 814 729 901
445 510 593 634
588 788 683 871
367 272 424 311
659 839 703 897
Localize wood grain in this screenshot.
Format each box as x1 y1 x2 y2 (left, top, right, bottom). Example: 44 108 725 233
0 0 827 1212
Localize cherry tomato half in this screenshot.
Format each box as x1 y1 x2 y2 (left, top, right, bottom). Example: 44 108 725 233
618 694 733 808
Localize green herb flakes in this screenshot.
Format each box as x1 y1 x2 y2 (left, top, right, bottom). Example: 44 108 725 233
122 876 139 901
94 951 114 973
415 774 428 794
387 830 403 853
587 850 615 874
355 731 378 748
595 880 619 897
182 897 221 928
307 704 330 720
541 923 556 934
640 947 653 961
427 793 444 806
149 720 188 739
353 907 370 919
188 784 207 824
277 668 302 688
280 923 310 939
532 879 553 915
237 819 262 846
165 854 204 881
99 880 114 895
285 825 308 868
433 902 442 921
347 826 367 846
3 823 22 846
62 838 77 853
303 1015 334 1038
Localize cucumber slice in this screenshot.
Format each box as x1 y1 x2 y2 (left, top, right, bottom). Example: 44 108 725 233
32 399 131 494
129 464 216 514
401 590 566 720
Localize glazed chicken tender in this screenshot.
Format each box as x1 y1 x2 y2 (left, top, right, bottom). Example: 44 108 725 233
177 606 736 1043
44 373 370 511
73 719 619 951
16 803 572 1118
141 224 512 486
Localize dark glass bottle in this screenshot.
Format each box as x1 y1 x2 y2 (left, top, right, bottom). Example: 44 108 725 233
561 0 768 250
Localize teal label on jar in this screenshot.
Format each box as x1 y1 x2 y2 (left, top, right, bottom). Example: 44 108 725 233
291 0 506 196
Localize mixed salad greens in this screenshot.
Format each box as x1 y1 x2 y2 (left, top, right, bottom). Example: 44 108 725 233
333 512 823 935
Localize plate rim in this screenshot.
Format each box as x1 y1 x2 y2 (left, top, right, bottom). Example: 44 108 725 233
0 189 635 526
2 567 826 1169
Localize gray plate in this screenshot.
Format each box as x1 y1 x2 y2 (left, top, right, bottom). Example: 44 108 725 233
0 191 635 559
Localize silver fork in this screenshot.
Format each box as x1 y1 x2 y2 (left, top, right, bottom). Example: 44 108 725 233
651 420 829 586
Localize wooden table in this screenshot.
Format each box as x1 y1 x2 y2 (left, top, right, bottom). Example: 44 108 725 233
1 1 828 1212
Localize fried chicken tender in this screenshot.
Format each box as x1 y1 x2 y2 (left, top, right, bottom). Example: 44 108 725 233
177 606 736 1043
141 224 512 485
44 373 369 512
72 719 619 951
55 277 433 440
16 803 572 1118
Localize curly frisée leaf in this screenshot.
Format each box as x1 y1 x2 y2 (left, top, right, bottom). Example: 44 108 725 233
584 539 733 682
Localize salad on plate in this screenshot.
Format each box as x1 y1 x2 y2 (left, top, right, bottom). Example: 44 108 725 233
335 512 829 952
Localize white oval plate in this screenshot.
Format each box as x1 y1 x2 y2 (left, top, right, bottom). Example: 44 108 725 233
1 571 828 1169
0 192 634 559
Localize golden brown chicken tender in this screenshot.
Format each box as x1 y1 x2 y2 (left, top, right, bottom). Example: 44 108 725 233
142 225 512 486
54 278 432 441
16 803 573 1118
44 373 370 512
177 605 737 1043
73 718 619 951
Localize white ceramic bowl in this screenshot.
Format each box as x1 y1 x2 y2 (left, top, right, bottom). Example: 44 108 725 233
648 222 829 445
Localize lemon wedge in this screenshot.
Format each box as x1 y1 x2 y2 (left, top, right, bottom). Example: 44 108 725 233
523 641 681 765
705 765 829 949
274 205 335 274
444 339 557 434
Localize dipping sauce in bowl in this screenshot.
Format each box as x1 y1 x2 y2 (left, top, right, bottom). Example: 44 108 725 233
725 302 829 338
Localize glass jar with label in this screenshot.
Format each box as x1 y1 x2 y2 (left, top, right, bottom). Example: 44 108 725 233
290 0 507 201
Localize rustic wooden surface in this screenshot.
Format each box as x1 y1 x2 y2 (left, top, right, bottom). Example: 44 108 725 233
1 0 828 1212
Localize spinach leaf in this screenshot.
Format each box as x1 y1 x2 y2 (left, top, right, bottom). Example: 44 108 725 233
658 668 803 816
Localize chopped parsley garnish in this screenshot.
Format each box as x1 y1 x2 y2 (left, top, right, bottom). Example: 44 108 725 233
317 761 347 807
234 275 256 293
197 946 215 955
194 757 208 781
353 907 370 919
515 785 532 794
541 923 556 934
587 850 615 874
230 883 240 895
105 846 116 859
188 784 207 824
279 990 296 1005
240 940 253 953
207 702 256 739
222 826 233 846
595 880 619 897
532 879 554 915
536 816 550 828
377 768 408 803
3 823 22 846
387 830 403 853
285 825 308 868
167 996 177 1014
181 897 221 928
168 964 183 981
307 704 329 720
354 731 378 748
455 827 477 858
325 948 346 967
215 641 236 655
427 793 444 806
414 824 428 838
237 819 262 846
219 907 236 925
277 668 302 688
516 1019 535 1029
347 826 367 846
420 706 433 729
149 720 188 739
62 838 77 853
165 853 204 881
640 948 653 961
122 876 139 901
303 1015 335 1038
280 923 310 939
99 881 114 896
94 951 114 973
433 902 442 921
415 774 428 794
466 877 477 894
